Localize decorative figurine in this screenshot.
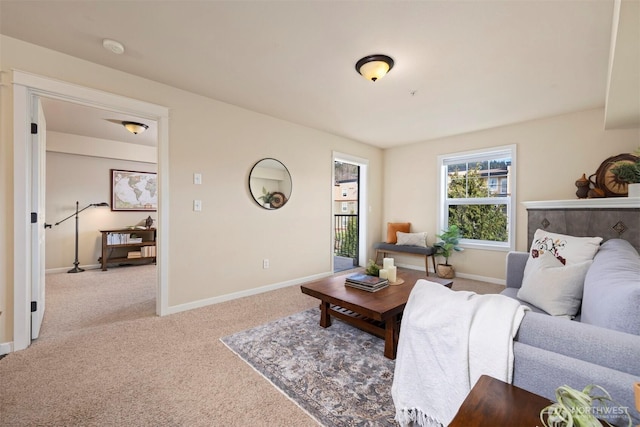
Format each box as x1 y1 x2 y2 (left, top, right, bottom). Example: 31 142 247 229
575 173 589 199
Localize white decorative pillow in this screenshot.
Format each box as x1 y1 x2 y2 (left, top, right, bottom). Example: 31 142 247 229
396 231 428 247
527 229 602 266
517 251 592 318
523 230 602 281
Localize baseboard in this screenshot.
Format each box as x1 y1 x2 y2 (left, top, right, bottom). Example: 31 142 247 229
455 272 505 286
394 262 432 273
46 264 102 274
394 262 505 286
163 271 334 316
0 341 14 355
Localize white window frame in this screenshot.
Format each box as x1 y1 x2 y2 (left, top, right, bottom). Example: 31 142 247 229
437 145 516 251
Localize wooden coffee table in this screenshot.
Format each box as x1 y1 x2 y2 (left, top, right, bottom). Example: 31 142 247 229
300 269 452 359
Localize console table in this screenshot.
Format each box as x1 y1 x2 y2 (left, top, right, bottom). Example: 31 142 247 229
523 198 640 250
99 228 156 271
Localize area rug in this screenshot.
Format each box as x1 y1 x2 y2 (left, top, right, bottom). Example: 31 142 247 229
220 308 397 426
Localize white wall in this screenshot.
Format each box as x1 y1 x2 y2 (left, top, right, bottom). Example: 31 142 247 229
0 35 383 345
46 148 157 270
383 108 640 281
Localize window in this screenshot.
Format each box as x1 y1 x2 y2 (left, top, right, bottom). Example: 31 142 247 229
438 145 516 251
488 178 498 194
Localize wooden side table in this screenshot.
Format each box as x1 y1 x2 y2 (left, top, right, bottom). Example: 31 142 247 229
449 375 552 427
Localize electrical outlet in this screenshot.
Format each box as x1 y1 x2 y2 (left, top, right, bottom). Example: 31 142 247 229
193 200 202 211
263 259 269 269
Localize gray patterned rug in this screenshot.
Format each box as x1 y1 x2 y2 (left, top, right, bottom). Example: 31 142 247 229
220 308 397 426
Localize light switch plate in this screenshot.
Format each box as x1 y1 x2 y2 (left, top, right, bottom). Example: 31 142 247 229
193 200 202 211
194 173 202 185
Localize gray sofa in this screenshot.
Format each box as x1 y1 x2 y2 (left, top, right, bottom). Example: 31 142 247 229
502 238 640 426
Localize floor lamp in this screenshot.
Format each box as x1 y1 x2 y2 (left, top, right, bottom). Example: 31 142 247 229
53 201 109 273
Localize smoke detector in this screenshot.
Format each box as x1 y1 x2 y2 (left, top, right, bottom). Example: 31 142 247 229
103 39 125 55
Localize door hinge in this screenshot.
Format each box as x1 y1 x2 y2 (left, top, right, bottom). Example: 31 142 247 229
31 301 37 312
31 123 38 134
31 212 37 223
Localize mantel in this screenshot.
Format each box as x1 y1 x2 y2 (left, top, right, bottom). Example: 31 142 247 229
523 198 639 250
523 198 640 209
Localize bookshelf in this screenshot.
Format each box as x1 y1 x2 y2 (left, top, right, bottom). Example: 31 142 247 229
99 228 156 271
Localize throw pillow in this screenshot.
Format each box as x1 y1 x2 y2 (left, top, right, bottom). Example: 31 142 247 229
386 222 411 244
526 229 602 266
517 251 592 318
396 231 428 247
523 229 601 280
580 239 640 335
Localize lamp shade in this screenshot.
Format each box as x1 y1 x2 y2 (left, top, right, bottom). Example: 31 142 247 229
356 55 394 82
122 121 149 135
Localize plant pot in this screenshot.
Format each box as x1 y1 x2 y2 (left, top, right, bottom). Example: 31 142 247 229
628 183 640 198
436 264 455 279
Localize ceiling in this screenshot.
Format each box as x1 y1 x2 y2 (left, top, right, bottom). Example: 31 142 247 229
39 98 158 147
1 0 637 149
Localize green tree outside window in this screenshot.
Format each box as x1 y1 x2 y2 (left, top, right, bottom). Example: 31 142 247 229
447 165 508 242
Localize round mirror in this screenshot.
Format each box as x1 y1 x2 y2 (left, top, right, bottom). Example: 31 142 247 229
249 158 292 209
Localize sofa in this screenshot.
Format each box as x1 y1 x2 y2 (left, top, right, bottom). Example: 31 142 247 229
502 238 640 426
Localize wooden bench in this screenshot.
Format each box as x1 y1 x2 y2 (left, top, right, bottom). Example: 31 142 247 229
373 242 437 277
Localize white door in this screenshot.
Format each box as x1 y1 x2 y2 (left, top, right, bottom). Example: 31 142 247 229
31 98 46 339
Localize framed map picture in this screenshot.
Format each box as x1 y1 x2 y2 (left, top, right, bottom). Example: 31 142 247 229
111 169 158 211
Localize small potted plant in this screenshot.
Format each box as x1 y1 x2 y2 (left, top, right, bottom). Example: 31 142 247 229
611 154 640 198
433 224 464 279
365 259 381 276
258 187 273 208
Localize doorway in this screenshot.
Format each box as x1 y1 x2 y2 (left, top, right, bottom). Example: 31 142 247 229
333 161 360 272
332 152 368 274
12 71 169 352
40 98 159 339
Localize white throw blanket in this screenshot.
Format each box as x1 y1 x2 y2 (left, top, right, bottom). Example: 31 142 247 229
392 279 528 427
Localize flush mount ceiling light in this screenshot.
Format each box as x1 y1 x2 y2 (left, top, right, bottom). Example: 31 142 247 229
122 121 149 135
103 38 125 55
355 54 394 82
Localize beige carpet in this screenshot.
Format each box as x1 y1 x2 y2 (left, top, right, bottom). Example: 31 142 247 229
0 266 503 426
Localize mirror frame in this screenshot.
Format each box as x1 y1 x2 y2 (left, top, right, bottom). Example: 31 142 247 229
248 158 292 210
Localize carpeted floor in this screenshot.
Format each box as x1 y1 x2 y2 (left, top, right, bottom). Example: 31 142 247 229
222 308 397 426
0 266 503 426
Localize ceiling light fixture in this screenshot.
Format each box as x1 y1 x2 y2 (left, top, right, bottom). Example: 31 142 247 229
122 121 149 135
355 54 394 82
103 39 125 55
